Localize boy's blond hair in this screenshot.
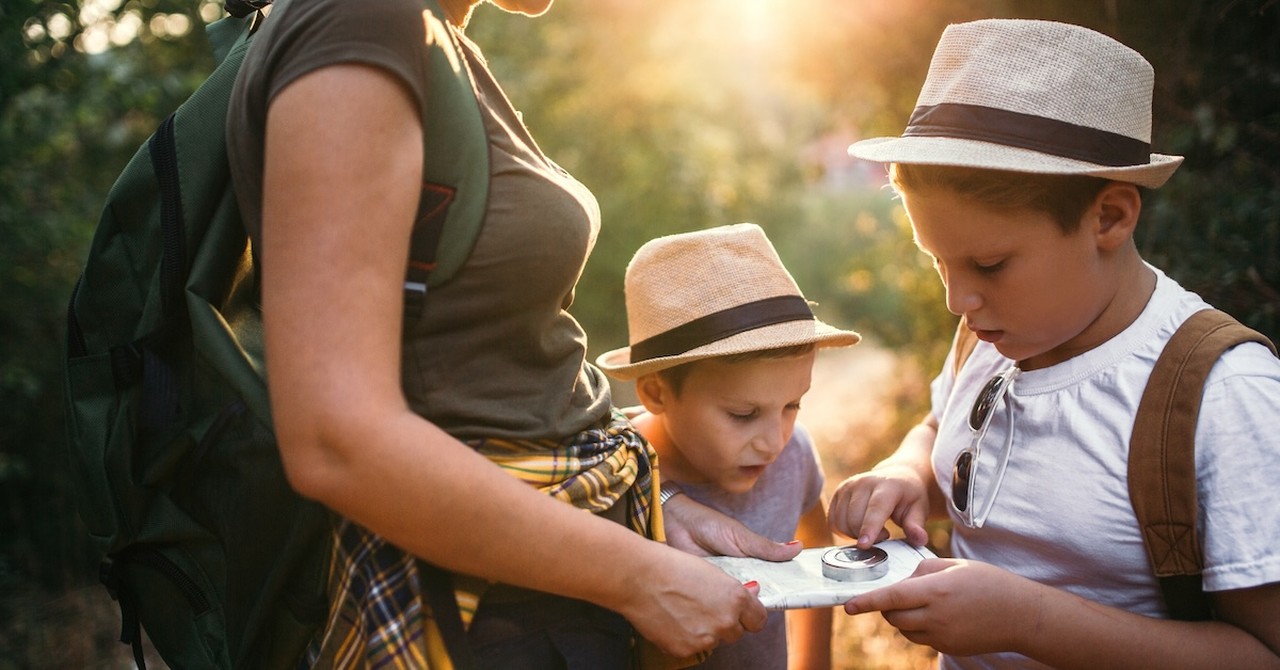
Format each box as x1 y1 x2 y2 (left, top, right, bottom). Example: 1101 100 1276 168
889 164 1111 233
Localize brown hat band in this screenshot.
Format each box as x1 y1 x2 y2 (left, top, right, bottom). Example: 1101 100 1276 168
629 295 814 363
904 103 1151 167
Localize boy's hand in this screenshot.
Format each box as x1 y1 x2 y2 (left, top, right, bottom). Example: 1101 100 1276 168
828 463 931 549
844 558 1042 657
662 494 803 561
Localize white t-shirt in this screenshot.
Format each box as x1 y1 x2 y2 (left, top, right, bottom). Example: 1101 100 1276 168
929 267 1280 670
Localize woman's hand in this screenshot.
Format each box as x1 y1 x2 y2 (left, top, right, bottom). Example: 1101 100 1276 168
621 543 771 658
661 493 803 561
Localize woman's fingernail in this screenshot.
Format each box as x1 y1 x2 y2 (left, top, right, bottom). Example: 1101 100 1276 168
743 580 759 589
859 535 871 546
785 540 802 546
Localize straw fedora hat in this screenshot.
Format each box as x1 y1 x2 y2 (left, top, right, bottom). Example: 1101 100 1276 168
849 19 1183 189
596 223 860 380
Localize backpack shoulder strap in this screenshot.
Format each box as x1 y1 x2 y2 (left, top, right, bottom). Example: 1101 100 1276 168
403 5 489 319
1128 308 1277 621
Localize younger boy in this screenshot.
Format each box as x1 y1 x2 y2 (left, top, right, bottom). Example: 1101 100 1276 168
830 18 1280 669
597 223 861 670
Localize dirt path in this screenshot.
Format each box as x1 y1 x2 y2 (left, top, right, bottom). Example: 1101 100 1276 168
802 342 902 456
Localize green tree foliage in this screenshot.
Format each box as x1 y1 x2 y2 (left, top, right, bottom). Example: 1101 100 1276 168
1130 1 1280 336
1 0 218 591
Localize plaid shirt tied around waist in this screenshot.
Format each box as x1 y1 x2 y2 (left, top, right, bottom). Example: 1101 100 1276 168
302 409 662 669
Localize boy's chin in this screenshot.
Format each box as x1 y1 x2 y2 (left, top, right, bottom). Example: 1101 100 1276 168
720 468 766 494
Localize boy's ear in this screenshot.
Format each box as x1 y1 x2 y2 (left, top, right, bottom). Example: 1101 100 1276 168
634 373 669 414
1091 181 1142 251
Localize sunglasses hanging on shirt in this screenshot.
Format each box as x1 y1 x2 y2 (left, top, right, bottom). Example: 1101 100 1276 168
951 365 1020 529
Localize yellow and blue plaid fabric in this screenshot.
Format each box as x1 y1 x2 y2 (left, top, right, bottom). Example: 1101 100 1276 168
301 409 660 669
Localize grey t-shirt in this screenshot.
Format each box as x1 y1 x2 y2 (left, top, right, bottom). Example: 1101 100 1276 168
678 423 826 670
227 0 612 441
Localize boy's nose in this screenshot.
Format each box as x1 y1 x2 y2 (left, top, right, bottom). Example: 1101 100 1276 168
754 420 791 458
944 278 981 316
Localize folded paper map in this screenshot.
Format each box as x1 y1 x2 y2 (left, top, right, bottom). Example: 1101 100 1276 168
704 539 936 609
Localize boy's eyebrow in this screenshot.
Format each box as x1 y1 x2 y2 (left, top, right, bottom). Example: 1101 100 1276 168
719 390 809 407
717 392 758 406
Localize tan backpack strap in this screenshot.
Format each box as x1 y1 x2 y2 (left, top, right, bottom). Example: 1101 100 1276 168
950 319 979 379
1129 309 1277 620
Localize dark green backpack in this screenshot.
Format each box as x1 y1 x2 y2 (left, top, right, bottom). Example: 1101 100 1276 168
62 2 487 667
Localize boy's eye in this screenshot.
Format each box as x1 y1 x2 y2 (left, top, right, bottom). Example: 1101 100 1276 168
729 409 757 421
973 259 1006 274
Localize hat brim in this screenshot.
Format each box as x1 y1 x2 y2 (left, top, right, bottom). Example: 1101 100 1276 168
849 136 1183 189
596 319 861 381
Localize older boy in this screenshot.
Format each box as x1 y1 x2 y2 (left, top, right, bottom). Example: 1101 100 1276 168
597 223 861 670
830 18 1280 669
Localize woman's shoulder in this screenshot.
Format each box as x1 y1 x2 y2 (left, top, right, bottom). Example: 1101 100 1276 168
257 0 449 63
270 0 444 28
246 0 454 109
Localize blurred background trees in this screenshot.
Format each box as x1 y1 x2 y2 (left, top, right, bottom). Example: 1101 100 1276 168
2 0 1277 663
2 0 222 590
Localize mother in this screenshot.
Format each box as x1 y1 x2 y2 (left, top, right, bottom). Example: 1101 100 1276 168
226 0 793 666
